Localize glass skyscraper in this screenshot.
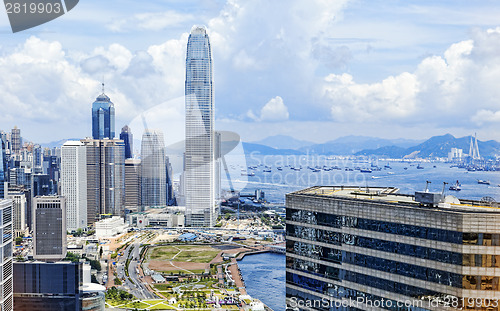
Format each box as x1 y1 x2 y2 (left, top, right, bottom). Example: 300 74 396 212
185 25 218 227
120 125 133 159
286 186 500 311
141 129 166 208
91 90 115 140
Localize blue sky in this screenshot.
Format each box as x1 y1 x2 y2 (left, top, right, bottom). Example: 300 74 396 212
0 0 499 144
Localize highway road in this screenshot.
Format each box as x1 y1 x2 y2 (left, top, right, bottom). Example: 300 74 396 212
113 235 156 299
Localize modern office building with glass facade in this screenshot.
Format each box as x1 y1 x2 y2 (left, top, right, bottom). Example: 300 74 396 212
286 186 500 311
184 25 218 227
91 91 115 140
141 129 166 208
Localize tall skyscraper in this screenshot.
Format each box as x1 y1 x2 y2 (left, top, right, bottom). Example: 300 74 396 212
81 138 125 224
286 186 500 310
61 141 88 231
33 196 67 261
185 25 218 227
124 158 141 211
120 125 133 159
91 87 115 140
11 126 21 154
0 199 14 311
0 139 6 199
141 129 166 208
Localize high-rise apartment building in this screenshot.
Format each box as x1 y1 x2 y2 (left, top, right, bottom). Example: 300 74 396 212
33 196 66 261
185 25 218 227
11 126 21 154
124 158 141 211
141 129 166 208
91 89 115 140
120 125 133 159
81 138 124 224
61 141 88 231
286 186 500 311
0 199 14 311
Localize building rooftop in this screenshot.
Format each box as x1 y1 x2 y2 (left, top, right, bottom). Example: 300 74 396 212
290 186 500 213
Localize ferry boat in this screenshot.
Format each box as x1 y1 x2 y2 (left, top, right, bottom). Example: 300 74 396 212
449 180 461 191
360 168 372 173
478 180 491 185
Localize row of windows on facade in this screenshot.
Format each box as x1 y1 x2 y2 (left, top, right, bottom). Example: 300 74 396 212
287 208 500 246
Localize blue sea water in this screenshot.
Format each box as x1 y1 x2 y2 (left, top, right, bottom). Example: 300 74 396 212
225 156 500 204
238 252 286 311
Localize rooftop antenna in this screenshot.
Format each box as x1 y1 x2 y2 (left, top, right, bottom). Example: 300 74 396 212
441 182 448 195
425 181 431 193
102 82 105 94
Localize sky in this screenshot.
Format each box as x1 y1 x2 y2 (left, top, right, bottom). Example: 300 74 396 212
0 0 500 145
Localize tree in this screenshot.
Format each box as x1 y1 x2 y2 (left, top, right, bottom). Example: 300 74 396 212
15 236 23 245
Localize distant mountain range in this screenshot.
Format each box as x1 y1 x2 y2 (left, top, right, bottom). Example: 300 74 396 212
39 133 500 159
355 134 500 159
243 134 500 159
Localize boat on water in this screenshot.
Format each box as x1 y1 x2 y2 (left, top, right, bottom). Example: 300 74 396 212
360 168 372 173
263 169 271 173
416 164 424 169
478 180 491 185
403 167 408 170
449 180 461 191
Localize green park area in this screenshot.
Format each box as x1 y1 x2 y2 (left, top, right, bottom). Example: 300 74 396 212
148 245 221 263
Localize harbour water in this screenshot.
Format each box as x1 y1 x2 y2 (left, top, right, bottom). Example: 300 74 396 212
225 156 500 204
238 252 286 311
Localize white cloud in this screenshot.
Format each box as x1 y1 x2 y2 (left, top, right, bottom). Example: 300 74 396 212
472 110 500 125
321 28 500 130
247 96 289 122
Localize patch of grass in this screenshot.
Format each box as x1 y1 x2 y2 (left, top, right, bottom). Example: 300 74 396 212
148 245 220 263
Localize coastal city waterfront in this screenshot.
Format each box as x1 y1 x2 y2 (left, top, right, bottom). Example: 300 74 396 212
1 1 500 311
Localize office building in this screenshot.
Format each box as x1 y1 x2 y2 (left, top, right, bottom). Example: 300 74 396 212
141 129 166 208
91 88 115 140
61 141 88 231
13 261 82 311
0 199 14 311
120 125 133 159
0 139 6 199
8 190 27 237
166 156 175 205
81 138 125 224
33 196 66 261
11 126 21 154
124 158 141 211
286 186 500 311
185 25 218 227
95 216 126 238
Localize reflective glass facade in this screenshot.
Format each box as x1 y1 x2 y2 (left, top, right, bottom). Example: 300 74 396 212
286 186 500 311
184 25 217 227
91 93 115 140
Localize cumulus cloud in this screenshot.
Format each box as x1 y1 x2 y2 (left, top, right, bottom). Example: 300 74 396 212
247 96 289 122
322 28 500 130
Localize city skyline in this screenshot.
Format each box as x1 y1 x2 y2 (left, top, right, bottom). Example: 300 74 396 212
0 1 499 144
